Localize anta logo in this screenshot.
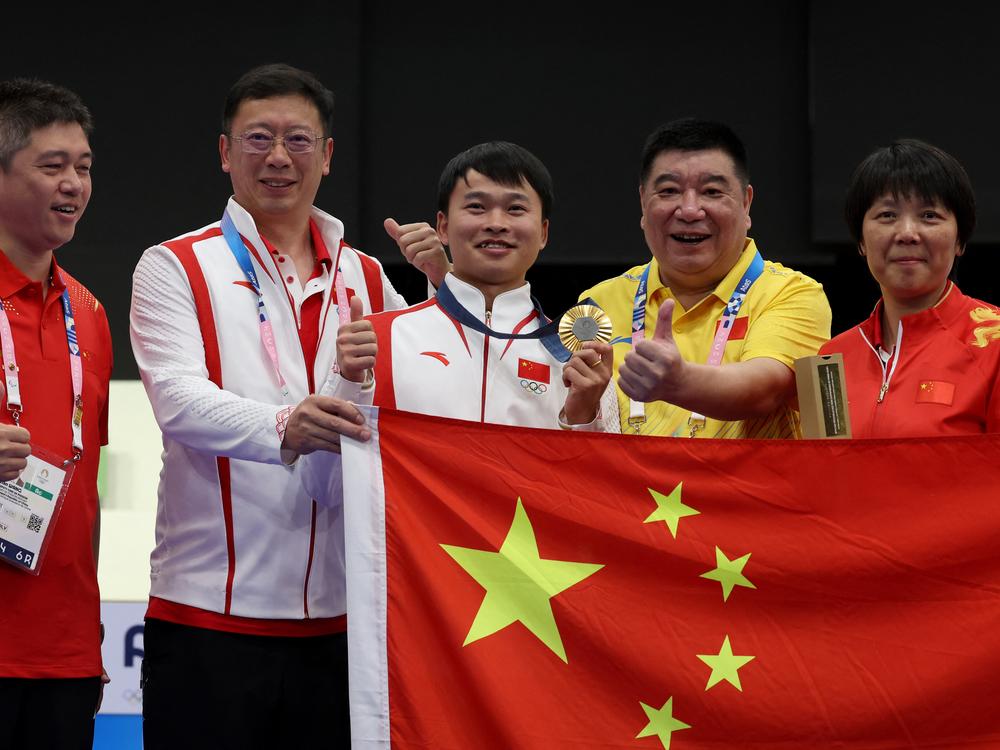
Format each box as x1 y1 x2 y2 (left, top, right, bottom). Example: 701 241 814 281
233 280 256 292
420 351 450 366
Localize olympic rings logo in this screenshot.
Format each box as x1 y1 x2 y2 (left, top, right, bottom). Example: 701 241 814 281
520 379 548 394
121 689 143 704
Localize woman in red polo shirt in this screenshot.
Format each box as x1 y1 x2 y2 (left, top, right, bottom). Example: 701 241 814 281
821 139 1000 437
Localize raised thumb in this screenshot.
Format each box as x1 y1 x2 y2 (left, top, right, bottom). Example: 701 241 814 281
349 295 365 323
652 299 676 343
383 217 401 240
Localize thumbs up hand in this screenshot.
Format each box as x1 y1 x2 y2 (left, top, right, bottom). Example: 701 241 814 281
618 299 686 403
385 218 451 288
335 295 377 384
0 383 31 482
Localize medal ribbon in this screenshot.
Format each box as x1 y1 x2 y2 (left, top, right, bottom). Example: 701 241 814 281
0 277 85 461
623 250 765 435
435 279 585 363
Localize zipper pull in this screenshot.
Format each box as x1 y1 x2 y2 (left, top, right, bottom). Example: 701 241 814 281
877 383 888 403
485 310 491 326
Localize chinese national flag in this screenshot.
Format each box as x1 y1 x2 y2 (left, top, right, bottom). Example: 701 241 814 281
342 409 1000 749
517 358 551 384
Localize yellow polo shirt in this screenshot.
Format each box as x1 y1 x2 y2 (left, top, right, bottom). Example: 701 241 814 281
580 239 831 438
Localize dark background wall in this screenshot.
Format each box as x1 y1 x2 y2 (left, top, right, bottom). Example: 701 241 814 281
5 2 999 378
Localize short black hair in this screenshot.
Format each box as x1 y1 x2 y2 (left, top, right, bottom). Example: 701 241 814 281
222 63 335 136
437 141 554 221
640 117 749 187
844 138 976 247
0 78 93 170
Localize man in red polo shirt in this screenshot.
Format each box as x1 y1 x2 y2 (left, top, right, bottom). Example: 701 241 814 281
0 79 112 749
130 64 447 749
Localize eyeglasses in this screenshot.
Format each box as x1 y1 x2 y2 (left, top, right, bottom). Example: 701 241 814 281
231 130 327 155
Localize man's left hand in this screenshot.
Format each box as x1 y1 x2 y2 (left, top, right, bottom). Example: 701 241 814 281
618 299 686 403
336 297 376 383
562 341 613 424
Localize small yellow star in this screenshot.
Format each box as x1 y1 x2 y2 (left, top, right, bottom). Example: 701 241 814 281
700 546 756 601
643 483 699 539
636 696 690 749
696 635 755 691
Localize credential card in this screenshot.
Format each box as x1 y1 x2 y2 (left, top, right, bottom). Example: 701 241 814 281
0 445 74 574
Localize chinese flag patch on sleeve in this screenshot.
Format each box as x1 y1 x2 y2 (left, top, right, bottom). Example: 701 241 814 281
517 358 550 384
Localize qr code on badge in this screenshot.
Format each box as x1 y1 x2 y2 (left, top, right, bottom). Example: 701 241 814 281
27 514 42 533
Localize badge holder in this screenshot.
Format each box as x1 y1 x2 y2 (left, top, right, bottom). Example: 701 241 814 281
0 444 75 575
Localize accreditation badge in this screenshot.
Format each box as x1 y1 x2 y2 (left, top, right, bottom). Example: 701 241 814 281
0 445 74 575
558 304 613 353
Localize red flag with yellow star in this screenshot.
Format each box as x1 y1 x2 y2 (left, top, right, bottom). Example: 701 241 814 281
342 409 1000 749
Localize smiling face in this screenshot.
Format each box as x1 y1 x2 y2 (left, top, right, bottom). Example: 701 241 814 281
437 169 548 306
639 148 752 302
861 192 963 312
220 94 332 225
0 121 92 260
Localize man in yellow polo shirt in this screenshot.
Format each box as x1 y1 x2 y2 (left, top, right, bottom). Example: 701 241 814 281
581 118 831 438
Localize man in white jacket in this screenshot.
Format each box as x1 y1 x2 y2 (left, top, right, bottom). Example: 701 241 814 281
129 63 445 749
328 141 615 435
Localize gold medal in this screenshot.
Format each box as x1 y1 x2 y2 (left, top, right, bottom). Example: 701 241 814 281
559 304 612 353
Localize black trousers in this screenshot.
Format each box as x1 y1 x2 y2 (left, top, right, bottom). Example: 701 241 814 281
0 676 100 750
141 618 350 750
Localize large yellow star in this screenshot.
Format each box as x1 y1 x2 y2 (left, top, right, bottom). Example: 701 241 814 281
643 483 699 539
700 546 756 601
696 635 755 691
636 696 690 749
441 498 604 663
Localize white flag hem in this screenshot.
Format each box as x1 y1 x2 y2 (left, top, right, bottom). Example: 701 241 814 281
343 405 390 748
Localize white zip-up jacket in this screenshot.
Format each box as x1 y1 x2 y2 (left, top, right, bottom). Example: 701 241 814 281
302 274 618 504
130 198 405 626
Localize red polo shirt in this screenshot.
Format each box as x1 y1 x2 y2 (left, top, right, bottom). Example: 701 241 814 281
0 249 112 677
261 219 331 392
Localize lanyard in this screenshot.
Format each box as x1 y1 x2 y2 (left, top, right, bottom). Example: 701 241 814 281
435 279 577 363
323 245 352 379
0 282 84 462
221 210 289 399
625 250 765 436
222 210 348 399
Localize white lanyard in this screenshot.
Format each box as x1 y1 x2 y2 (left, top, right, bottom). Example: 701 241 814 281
0 283 84 463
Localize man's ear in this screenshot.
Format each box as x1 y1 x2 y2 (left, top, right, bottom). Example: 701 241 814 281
539 218 549 250
639 183 647 231
436 210 449 246
743 183 754 232
219 134 231 174
322 137 334 177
